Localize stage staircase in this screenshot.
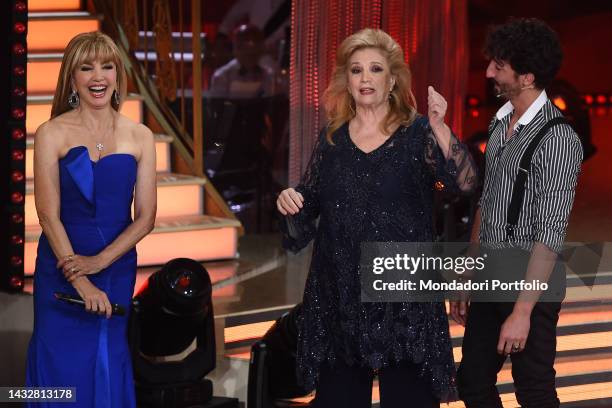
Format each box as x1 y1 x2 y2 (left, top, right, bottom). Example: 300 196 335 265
23 0 241 275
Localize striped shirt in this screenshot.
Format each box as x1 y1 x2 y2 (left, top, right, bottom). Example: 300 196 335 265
479 90 583 253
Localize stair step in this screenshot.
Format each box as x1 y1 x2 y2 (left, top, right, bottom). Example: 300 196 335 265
27 53 63 95
26 94 143 134
29 0 81 12
226 346 612 407
24 214 241 274
24 172 206 226
28 12 101 52
25 133 173 178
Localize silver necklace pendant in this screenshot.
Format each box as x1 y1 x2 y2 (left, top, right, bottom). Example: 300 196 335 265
96 143 104 152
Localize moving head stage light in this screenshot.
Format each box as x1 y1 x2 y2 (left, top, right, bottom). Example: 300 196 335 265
129 258 237 408
248 304 313 408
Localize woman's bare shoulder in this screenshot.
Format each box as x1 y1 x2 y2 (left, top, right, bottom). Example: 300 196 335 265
35 111 77 148
116 114 153 140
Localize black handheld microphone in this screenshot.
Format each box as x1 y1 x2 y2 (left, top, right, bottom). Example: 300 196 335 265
54 292 126 316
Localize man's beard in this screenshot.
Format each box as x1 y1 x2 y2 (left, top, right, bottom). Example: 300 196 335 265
493 81 521 100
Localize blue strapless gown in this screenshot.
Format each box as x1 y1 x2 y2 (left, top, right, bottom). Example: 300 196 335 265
26 146 138 407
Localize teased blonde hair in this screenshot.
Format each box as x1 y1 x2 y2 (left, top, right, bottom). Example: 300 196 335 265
323 28 417 143
51 32 127 118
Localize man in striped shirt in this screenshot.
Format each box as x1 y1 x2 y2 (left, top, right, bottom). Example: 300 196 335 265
453 18 583 408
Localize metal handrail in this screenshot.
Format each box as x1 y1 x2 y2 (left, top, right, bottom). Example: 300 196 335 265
91 0 241 228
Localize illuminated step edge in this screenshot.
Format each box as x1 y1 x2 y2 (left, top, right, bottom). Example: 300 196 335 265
24 215 241 274
224 317 612 351
25 134 173 178
24 172 205 226
29 0 82 12
28 15 100 52
28 11 94 19
26 95 143 134
224 347 612 407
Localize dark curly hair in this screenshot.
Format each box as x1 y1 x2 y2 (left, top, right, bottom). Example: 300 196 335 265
484 18 562 89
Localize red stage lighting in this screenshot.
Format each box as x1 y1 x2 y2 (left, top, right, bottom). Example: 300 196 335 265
12 87 25 97
12 43 25 56
179 275 191 288
11 108 25 120
9 276 24 289
595 107 607 117
478 141 487 154
595 94 607 105
11 192 24 204
10 256 23 267
11 235 24 246
13 22 26 34
14 2 27 13
13 66 25 76
552 96 567 111
11 170 25 183
584 94 594 105
11 214 24 224
11 149 25 161
467 96 480 107
469 109 480 118
12 128 25 140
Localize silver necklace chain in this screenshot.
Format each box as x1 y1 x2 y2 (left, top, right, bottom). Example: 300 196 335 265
82 115 115 158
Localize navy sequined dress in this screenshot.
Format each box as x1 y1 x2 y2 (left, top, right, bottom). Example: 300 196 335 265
281 115 478 401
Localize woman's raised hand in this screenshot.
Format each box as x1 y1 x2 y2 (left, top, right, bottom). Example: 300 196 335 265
276 188 304 215
427 85 448 129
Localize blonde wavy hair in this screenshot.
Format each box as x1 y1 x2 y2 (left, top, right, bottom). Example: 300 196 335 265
323 28 417 143
51 32 127 118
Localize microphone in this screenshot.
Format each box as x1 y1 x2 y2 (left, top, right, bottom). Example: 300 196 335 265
54 292 126 316
495 85 534 98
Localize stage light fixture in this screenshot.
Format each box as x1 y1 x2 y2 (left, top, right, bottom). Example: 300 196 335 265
11 192 24 204
595 94 607 105
129 258 238 408
14 1 26 12
248 304 313 408
13 22 26 34
9 276 23 289
12 128 25 140
466 95 480 107
10 256 23 266
11 108 25 120
11 149 24 161
12 43 25 55
552 96 567 111
10 213 23 224
2 0 27 293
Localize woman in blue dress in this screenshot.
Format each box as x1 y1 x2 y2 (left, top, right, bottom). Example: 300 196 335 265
277 29 477 407
26 32 157 407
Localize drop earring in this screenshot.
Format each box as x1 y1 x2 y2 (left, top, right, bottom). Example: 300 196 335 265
113 90 120 105
68 89 80 108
